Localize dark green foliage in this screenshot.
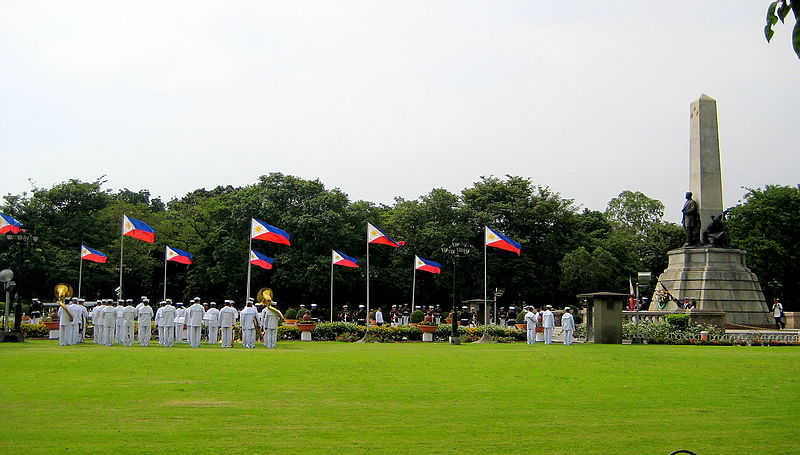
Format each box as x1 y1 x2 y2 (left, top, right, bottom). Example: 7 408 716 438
409 309 424 324
666 313 689 328
284 308 297 319
764 1 800 58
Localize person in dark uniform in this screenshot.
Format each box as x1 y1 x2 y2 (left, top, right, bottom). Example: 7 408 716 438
338 305 351 322
355 305 366 325
390 305 399 326
505 306 517 328
401 304 411 325
433 305 442 324
459 306 470 326
498 307 507 327
30 298 43 324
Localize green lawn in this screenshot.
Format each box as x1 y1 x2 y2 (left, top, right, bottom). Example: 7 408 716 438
0 340 797 454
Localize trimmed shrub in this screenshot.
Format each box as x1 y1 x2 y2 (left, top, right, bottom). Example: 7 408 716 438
666 313 690 329
409 309 425 324
284 308 297 319
296 308 309 320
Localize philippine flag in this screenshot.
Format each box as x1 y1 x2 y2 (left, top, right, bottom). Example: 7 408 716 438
250 249 274 270
0 213 22 234
80 245 108 263
122 215 155 243
251 219 291 246
332 250 359 268
367 223 405 247
166 246 193 265
414 256 441 274
485 226 521 255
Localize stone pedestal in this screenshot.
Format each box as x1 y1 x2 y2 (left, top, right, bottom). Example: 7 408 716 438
650 247 771 326
422 332 433 342
300 331 312 341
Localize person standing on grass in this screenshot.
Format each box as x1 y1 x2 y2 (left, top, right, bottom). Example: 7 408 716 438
185 299 205 348
219 300 238 348
240 301 259 348
772 298 784 330
69 298 82 345
92 300 104 344
114 300 125 343
122 301 136 347
561 307 575 345
524 306 537 345
174 302 186 343
102 300 118 346
542 305 555 345
77 299 89 342
161 301 176 347
155 301 165 345
137 300 154 347
58 299 73 346
206 302 220 344
375 307 384 326
261 303 281 349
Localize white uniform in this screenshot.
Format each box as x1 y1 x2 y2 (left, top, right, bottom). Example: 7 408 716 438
161 304 176 347
524 310 537 344
155 306 165 345
260 307 280 348
115 304 125 343
58 305 73 346
240 306 258 348
185 303 205 348
205 307 220 344
542 309 555 345
92 305 104 344
69 302 82 345
219 305 238 348
174 306 186 342
122 305 136 346
561 312 575 345
137 305 154 346
102 305 117 346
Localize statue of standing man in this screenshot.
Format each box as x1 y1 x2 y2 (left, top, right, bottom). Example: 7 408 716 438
682 192 701 247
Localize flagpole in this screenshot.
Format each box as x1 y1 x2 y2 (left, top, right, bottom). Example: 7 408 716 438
411 260 416 310
163 247 168 300
78 252 84 299
484 240 488 327
246 237 253 304
119 217 125 300
366 223 370 328
330 260 334 323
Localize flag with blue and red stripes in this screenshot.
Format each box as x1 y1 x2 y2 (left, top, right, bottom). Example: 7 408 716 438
166 246 193 264
81 244 108 263
485 226 521 255
0 213 22 234
122 215 155 243
250 249 274 270
414 256 441 274
332 250 359 268
251 219 291 246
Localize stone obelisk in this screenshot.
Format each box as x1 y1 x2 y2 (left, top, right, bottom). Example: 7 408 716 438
689 94 723 229
650 95 770 327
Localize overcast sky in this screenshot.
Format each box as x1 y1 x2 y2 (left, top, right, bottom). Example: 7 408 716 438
2 1 797 223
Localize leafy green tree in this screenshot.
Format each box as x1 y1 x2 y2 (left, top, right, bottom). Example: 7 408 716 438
727 185 800 309
765 1 800 59
560 246 624 296
606 190 665 237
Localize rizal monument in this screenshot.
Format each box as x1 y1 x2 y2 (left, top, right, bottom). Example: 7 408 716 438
649 94 771 327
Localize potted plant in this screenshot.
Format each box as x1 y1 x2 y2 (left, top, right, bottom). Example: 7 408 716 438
409 309 424 326
515 311 527 330
296 314 316 341
444 311 461 325
284 308 298 325
296 308 309 321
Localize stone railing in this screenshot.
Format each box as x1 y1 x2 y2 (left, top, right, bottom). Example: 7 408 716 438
623 310 726 327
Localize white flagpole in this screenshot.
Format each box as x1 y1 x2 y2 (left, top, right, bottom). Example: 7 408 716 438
411 259 417 310
78 252 84 299
366 223 370 328
119 216 125 300
163 247 168 300
246 238 253 304
484 227 488 327
330 258 334 323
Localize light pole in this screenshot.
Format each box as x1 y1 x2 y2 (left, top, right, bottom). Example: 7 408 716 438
1 269 14 332
5 230 39 296
440 239 472 345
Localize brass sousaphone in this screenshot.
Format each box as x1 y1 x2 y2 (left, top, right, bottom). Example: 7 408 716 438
257 287 284 321
54 283 74 322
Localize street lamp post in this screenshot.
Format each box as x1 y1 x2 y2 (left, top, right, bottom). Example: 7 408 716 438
440 240 472 345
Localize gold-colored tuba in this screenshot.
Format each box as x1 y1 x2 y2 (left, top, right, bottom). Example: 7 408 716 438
257 287 284 321
54 283 74 322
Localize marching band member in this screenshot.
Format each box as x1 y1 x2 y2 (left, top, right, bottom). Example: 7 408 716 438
219 300 238 348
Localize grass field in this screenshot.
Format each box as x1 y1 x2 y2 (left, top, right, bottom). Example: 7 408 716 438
0 340 798 454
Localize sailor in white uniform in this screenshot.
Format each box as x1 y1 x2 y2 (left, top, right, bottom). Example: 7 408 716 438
161 301 176 347
524 306 537 345
122 301 137 346
240 301 259 349
185 299 205 348
542 305 555 345
219 300 238 348
205 302 220 344
137 301 154 347
561 306 575 345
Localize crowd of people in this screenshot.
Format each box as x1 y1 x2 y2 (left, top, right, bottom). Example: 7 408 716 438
50 296 578 348
54 296 282 349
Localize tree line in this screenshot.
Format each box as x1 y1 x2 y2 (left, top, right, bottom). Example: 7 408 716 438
1 174 796 311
